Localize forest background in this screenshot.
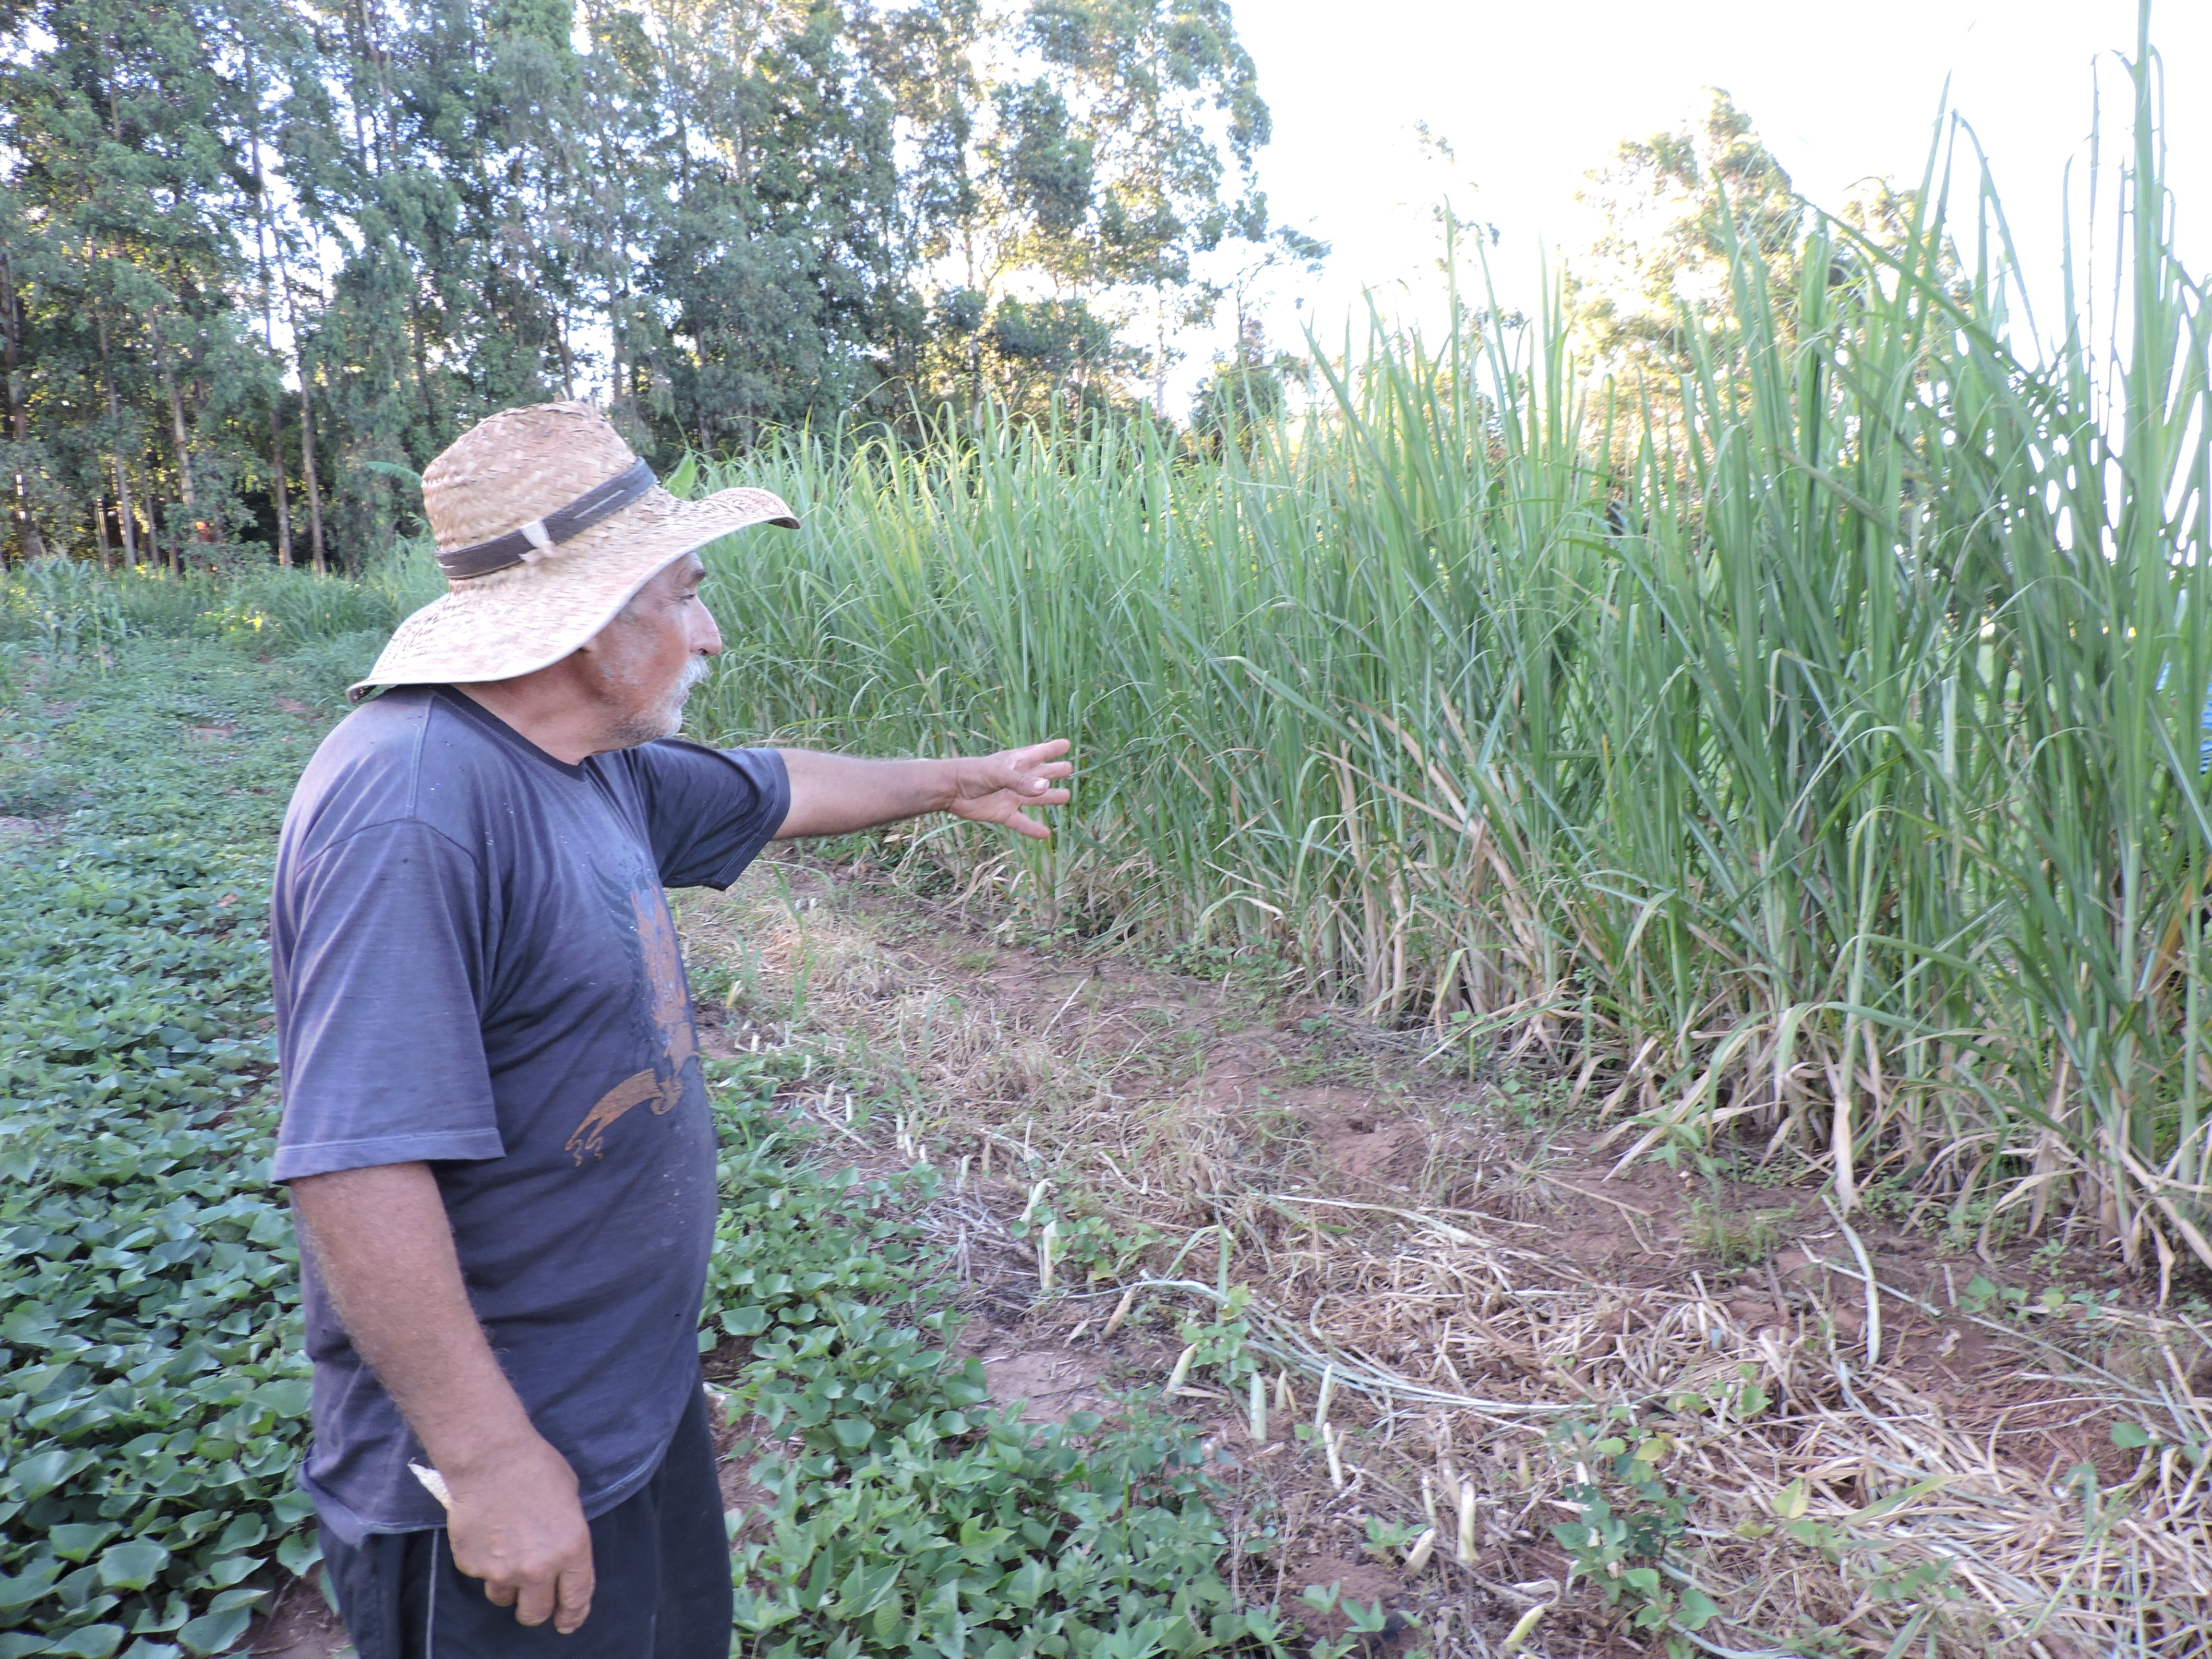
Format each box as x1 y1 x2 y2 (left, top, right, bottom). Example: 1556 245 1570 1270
0 0 1332 574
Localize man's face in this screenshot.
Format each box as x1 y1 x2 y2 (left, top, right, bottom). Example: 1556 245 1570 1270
579 554 723 747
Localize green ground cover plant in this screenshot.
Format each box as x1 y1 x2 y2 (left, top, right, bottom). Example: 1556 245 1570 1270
703 1058 1293 1659
1 645 334 1659
0 630 1297 1659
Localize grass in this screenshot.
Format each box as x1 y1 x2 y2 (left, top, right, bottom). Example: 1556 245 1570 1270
673 23 2212 1278
0 540 442 704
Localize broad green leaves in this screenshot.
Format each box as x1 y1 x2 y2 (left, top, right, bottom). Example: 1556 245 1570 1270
91 1547 167 1594
704 1072 1293 1657
1 646 327 1653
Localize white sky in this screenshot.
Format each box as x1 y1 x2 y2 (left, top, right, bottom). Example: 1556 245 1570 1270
1202 0 2209 392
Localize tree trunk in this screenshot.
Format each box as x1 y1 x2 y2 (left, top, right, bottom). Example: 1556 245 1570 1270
363 0 394 162
94 310 138 565
247 46 293 568
609 309 623 415
149 312 194 572
1152 289 1169 419
300 375 326 576
162 370 189 572
342 2 371 173
409 289 437 445
144 492 167 572
152 335 193 508
0 249 48 561
269 405 294 567
280 271 328 575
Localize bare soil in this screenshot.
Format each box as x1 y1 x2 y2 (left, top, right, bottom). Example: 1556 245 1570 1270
240 1573 346 1659
240 857 2212 1657
675 856 2212 1657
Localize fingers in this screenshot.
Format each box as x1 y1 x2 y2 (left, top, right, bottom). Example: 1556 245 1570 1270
949 740 1073 836
1001 762 1072 795
554 1558 596 1635
483 1543 591 1630
1001 739 1074 793
951 787 1070 836
512 1570 557 1628
444 1439 592 1632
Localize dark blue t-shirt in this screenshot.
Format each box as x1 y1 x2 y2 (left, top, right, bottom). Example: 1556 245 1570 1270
269 686 789 1543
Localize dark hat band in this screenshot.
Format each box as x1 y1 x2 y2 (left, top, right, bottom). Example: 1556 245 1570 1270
435 458 658 580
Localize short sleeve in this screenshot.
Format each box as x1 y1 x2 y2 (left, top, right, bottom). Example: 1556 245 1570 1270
624 742 791 889
270 820 505 1180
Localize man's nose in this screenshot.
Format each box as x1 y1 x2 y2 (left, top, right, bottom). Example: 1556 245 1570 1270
693 610 723 655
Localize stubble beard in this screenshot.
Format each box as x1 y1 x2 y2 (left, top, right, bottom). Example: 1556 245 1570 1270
601 651 713 749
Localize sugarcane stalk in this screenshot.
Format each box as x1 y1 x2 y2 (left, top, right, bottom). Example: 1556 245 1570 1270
1166 1344 1196 1394
1102 1286 1137 1339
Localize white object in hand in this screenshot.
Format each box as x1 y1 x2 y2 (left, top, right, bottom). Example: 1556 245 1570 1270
409 1461 453 1511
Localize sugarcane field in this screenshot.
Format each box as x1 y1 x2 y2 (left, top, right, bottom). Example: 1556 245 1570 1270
4 1 2211 1656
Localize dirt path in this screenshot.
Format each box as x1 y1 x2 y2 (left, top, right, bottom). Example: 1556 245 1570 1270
675 856 2212 1658
247 857 2212 1658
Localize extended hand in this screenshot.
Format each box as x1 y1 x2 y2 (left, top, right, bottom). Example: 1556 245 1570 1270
945 738 1073 840
443 1434 595 1633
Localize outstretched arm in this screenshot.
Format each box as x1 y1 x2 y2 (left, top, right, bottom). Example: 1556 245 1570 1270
773 738 1073 842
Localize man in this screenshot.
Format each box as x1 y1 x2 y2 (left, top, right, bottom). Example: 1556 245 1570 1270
270 401 1071 1659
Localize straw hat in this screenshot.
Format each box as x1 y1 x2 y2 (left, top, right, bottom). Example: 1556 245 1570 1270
348 401 798 702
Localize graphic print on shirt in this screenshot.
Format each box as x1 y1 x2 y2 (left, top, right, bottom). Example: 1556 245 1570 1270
565 883 702 1164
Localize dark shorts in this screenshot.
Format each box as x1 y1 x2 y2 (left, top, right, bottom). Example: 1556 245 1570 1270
320 1384 729 1659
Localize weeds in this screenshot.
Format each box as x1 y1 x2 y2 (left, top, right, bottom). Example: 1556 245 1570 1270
673 24 2212 1269
702 1060 1306 1657
1545 1413 1719 1654
1683 1197 1791 1267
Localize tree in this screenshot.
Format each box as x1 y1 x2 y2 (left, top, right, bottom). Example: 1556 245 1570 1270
1 0 291 566
862 0 1284 422
1022 0 1272 414
0 0 1295 567
1566 88 1805 388
1189 219 1325 452
630 0 910 449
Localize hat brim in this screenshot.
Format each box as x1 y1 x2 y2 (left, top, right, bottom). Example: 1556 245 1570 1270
348 483 798 703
